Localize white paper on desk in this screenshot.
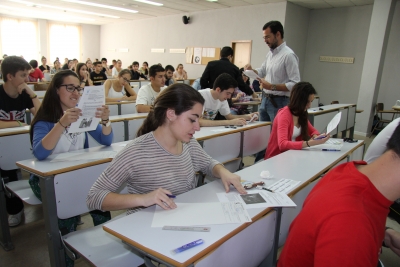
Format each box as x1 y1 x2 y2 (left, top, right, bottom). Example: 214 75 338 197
243 70 261 80
68 86 105 134
217 191 296 209
151 202 251 227
267 179 300 194
50 151 118 162
326 112 341 134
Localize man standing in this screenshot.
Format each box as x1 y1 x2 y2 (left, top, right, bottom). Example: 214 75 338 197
136 65 166 113
164 65 175 86
245 20 300 122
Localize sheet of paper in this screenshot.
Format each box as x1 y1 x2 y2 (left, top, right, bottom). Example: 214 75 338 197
151 202 251 227
243 70 261 80
326 112 341 134
50 151 118 162
310 138 343 150
202 48 208 57
217 191 296 209
193 47 202 65
185 47 193 64
207 48 215 58
68 86 105 134
266 179 301 194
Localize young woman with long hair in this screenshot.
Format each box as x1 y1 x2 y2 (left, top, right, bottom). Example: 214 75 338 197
75 63 93 86
104 69 137 102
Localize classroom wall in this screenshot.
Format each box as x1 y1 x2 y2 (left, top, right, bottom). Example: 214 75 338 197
302 5 373 106
99 2 288 78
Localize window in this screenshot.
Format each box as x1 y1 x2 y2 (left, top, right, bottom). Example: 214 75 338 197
0 17 38 61
49 23 81 63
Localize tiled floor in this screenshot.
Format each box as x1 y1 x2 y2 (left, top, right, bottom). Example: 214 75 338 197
1 134 399 267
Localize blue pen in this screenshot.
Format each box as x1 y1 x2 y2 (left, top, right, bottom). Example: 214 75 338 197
322 149 340 151
166 194 176 198
171 239 204 255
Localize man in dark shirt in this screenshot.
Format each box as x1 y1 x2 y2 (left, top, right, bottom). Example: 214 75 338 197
164 65 175 86
130 61 147 80
90 61 108 85
0 56 41 227
100 58 112 76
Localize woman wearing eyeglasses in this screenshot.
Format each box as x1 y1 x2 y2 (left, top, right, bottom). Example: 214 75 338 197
104 69 137 103
28 70 113 267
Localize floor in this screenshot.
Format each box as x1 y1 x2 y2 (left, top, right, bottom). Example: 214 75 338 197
1 133 399 267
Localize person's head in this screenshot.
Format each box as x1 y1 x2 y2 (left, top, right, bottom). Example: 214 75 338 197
149 65 165 88
220 47 234 61
54 60 60 69
29 59 38 69
101 58 107 65
64 58 68 64
212 73 238 101
118 69 131 86
165 65 175 79
112 59 117 66
127 65 132 70
75 63 88 80
142 61 148 68
239 67 250 85
3 54 8 59
86 60 93 69
386 122 400 159
68 60 74 69
116 59 122 68
93 61 102 72
137 84 205 142
1 56 31 83
176 64 184 72
262 20 284 49
289 82 317 140
41 56 47 65
30 70 82 138
132 61 139 71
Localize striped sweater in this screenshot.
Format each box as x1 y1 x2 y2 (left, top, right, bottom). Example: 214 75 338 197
86 132 220 214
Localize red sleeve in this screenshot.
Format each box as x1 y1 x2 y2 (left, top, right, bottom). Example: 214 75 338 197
38 69 44 79
276 111 303 151
314 213 378 267
308 120 319 136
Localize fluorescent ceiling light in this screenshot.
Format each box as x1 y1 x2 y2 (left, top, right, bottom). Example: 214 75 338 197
206 0 218 2
61 0 138 13
7 0 120 18
134 0 163 6
0 4 95 21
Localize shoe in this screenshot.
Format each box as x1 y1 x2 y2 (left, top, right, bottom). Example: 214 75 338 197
8 210 23 227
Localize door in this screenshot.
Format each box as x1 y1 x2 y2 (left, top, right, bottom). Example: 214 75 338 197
232 40 252 69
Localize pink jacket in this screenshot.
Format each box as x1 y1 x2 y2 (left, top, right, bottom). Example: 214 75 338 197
265 106 319 159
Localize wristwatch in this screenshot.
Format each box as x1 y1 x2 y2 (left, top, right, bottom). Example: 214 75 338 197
271 84 277 91
101 119 111 127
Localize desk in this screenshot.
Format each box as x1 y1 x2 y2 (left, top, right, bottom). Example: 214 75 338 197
0 126 31 170
107 101 136 116
234 100 261 113
103 140 364 267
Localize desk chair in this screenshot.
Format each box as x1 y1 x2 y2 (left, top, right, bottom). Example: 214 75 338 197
371 103 398 137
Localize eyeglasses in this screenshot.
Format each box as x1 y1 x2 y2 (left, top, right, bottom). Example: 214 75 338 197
122 77 130 83
262 36 269 40
60 84 84 93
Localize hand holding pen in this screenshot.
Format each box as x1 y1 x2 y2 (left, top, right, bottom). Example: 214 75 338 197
141 188 177 210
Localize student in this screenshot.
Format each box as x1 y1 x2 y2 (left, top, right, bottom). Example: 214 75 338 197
50 60 61 74
265 82 329 159
75 63 93 87
39 56 50 73
278 122 400 267
71 58 78 71
104 69 137 102
198 73 258 127
173 63 187 80
192 77 201 90
111 59 122 78
87 84 246 215
86 59 94 73
28 60 46 82
136 65 166 113
62 60 74 70
130 61 147 80
0 56 41 226
90 61 108 85
101 58 112 76
110 59 117 70
29 70 113 267
164 65 175 86
139 61 149 77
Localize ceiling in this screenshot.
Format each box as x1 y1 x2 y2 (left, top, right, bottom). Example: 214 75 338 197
0 0 375 25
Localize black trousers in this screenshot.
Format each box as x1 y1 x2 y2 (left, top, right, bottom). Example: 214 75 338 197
1 169 24 215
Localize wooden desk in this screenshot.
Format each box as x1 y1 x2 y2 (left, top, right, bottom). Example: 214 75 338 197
234 100 261 112
103 140 364 267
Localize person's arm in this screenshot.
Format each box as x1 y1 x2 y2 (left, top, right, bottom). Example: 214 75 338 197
88 106 113 146
124 83 137 101
104 80 125 102
136 104 151 113
17 83 41 115
225 113 254 121
385 228 400 257
183 70 188 80
0 120 26 129
139 72 148 80
38 70 46 82
200 64 211 89
112 67 118 78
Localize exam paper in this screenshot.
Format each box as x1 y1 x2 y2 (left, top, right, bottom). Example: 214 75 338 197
151 202 251 227
243 70 261 80
266 179 301 194
326 112 341 135
217 191 296 209
68 86 105 134
50 151 118 162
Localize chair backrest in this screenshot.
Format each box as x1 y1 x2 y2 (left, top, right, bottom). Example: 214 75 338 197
331 101 339 104
376 103 384 112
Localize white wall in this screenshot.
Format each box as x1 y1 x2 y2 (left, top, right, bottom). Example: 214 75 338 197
302 5 373 105
100 2 288 78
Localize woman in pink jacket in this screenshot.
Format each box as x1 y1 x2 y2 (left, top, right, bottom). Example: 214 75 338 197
265 82 330 159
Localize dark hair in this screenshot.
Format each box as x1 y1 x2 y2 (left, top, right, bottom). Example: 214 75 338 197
165 65 175 72
1 56 31 82
143 61 148 66
263 20 284 38
29 59 38 69
137 84 205 137
101 58 107 62
149 65 165 78
112 59 117 63
75 63 90 86
288 82 317 140
239 68 250 86
142 61 149 75
387 122 400 158
93 61 102 67
86 59 92 64
220 46 234 58
213 73 238 91
53 60 59 65
132 61 139 66
30 70 79 143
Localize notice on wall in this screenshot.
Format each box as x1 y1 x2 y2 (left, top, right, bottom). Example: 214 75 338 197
193 47 202 64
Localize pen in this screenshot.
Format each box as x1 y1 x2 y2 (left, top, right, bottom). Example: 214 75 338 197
262 187 274 193
171 239 204 255
314 135 326 140
322 149 340 151
166 194 176 198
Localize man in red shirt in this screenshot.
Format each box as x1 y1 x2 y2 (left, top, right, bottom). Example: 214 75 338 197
278 121 400 267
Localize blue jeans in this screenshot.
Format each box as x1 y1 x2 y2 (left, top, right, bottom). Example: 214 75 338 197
255 95 289 162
